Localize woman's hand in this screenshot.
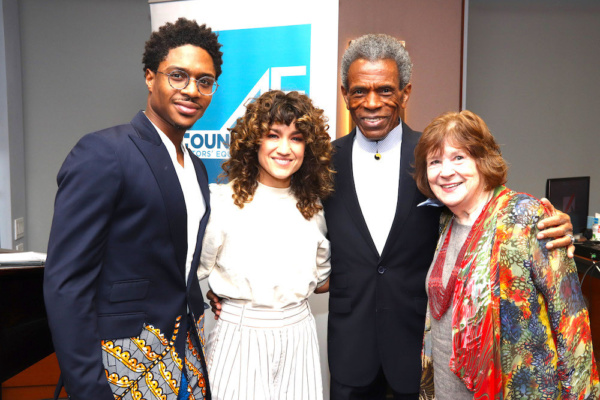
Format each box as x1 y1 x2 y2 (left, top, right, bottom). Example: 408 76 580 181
537 198 575 258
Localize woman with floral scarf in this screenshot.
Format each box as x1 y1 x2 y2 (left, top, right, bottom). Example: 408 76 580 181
414 110 599 399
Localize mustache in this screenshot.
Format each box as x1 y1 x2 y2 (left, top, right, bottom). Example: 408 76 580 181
173 93 199 104
173 95 198 104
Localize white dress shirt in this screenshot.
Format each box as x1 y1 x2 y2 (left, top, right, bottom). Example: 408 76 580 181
352 123 403 255
148 116 206 283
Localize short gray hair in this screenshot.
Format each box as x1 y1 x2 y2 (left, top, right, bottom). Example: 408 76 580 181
341 34 412 90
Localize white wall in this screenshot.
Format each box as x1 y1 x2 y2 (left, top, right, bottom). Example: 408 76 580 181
19 0 150 252
466 0 600 223
0 0 26 250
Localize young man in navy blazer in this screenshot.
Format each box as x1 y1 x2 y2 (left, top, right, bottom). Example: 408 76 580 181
44 18 222 400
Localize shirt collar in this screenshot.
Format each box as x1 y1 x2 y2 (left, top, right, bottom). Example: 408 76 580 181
417 198 445 207
144 113 187 156
355 120 403 154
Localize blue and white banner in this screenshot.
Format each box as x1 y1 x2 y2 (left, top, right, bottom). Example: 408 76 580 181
150 0 339 182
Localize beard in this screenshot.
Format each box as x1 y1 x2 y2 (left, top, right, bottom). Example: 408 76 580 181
172 121 193 131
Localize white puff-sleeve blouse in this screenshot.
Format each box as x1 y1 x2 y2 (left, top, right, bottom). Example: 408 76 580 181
198 181 331 309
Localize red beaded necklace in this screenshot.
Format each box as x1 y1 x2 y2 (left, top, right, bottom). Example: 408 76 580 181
428 198 493 320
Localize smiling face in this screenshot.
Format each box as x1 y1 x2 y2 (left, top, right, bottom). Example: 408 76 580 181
426 141 489 220
257 122 305 188
145 44 216 138
341 58 411 140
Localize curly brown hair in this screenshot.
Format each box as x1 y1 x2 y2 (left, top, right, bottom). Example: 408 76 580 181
414 110 508 199
221 90 334 220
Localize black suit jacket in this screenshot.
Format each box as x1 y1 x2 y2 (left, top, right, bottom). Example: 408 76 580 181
323 123 442 393
44 111 211 399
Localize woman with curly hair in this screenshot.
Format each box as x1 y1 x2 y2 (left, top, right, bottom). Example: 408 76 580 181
197 90 334 400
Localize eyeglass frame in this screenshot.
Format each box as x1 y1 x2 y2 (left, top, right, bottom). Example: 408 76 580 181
157 69 219 96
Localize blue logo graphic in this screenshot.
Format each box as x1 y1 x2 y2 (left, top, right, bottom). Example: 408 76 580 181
183 24 311 182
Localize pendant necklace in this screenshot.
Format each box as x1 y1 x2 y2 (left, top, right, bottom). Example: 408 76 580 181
374 140 381 160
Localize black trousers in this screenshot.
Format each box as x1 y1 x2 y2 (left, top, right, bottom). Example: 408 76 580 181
330 367 419 400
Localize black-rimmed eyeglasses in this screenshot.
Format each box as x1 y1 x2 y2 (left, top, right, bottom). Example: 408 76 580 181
157 69 219 96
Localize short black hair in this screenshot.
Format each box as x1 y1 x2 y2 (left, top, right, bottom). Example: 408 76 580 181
142 17 223 79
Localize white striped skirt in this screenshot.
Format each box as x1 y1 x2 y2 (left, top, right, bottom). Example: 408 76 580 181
205 300 323 400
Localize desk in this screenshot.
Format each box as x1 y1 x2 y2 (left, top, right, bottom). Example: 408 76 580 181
575 243 600 366
0 262 54 382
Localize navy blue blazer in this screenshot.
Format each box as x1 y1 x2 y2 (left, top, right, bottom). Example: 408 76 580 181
323 122 442 393
44 111 210 399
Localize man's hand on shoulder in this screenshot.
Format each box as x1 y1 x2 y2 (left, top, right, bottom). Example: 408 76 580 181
537 198 575 258
314 278 329 294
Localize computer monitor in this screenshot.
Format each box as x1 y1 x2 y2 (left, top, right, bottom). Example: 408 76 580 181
545 176 590 235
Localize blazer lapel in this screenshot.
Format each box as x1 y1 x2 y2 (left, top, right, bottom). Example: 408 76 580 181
188 151 210 282
335 129 379 257
380 122 419 261
186 151 211 317
129 111 188 275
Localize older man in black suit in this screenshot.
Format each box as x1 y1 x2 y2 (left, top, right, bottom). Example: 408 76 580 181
324 34 573 400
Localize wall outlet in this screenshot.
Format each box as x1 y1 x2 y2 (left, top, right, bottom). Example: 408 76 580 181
15 243 24 251
14 217 25 240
